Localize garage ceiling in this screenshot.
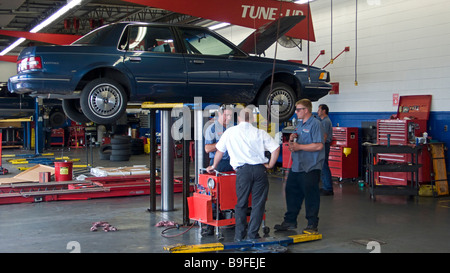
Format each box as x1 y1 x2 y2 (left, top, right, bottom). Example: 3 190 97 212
0 0 222 56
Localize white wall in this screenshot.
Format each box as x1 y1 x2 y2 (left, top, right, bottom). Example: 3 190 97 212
0 61 16 82
218 0 450 113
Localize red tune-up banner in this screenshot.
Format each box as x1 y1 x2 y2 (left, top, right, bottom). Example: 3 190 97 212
122 0 315 41
0 30 81 45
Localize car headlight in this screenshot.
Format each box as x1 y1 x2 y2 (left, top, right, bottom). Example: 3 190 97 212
319 72 330 82
207 178 215 189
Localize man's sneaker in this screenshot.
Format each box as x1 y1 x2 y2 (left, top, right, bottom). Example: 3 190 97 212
302 225 318 234
274 221 297 231
320 189 334 196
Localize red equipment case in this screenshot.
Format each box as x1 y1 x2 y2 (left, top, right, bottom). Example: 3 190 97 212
376 95 432 185
188 172 242 227
329 127 359 180
188 172 268 237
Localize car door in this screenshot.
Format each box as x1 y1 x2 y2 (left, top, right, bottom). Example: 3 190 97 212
177 27 258 103
122 25 188 102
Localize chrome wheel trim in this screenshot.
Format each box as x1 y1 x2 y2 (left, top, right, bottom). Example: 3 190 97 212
88 83 123 118
267 88 294 116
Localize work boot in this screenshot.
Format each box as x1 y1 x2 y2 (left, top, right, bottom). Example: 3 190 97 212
274 221 297 231
303 224 318 234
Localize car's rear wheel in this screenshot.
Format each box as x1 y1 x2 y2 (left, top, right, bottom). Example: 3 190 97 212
80 78 127 124
62 99 90 124
257 82 296 123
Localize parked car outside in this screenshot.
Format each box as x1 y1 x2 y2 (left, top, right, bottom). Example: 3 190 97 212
8 21 331 124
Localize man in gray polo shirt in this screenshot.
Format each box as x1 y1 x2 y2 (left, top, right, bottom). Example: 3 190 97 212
318 104 333 195
274 99 325 234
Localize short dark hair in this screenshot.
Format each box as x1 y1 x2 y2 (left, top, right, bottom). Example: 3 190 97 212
319 104 329 115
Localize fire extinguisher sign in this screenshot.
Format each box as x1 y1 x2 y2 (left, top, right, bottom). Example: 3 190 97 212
393 93 399 106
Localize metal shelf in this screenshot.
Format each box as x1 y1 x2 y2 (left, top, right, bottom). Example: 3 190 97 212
365 144 421 199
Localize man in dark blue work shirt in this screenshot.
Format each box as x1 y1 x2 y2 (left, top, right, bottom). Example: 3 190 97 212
274 99 325 234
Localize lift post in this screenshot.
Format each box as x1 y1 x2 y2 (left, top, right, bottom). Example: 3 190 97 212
142 102 184 212
160 109 174 211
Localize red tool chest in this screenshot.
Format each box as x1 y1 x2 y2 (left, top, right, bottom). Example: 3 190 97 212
376 95 432 185
329 127 359 180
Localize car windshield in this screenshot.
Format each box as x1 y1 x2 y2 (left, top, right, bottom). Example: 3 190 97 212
72 25 116 45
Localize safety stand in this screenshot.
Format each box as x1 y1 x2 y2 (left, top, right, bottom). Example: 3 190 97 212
84 132 94 170
35 98 44 155
0 130 9 175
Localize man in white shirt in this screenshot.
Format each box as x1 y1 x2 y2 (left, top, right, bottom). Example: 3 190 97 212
207 107 280 241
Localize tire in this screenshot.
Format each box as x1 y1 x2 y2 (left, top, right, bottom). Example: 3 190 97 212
80 78 128 124
111 136 131 157
112 143 131 150
99 150 112 160
62 99 90 124
111 135 131 145
49 110 66 127
110 155 130 161
111 149 131 156
257 82 296 123
99 145 112 160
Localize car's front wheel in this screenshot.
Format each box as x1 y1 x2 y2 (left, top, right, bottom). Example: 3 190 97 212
257 82 296 123
80 78 128 124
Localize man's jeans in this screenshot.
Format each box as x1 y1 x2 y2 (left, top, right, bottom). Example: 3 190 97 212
283 169 321 226
321 142 333 191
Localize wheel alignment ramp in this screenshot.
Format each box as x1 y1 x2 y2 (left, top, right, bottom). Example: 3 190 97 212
164 233 322 253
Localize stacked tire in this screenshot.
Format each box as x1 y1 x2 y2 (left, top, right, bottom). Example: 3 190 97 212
99 144 112 160
110 135 131 161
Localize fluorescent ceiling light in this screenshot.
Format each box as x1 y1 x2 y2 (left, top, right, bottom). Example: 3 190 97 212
295 0 316 3
208 22 231 30
0 0 82 56
0 38 26 56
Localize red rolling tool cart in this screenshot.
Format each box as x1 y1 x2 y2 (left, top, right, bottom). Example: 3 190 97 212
376 95 432 185
329 127 359 181
187 171 269 239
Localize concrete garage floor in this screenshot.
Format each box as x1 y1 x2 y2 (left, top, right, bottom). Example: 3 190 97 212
1 147 450 253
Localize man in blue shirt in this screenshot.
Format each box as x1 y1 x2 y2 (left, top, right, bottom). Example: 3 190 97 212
318 104 334 195
204 105 234 172
202 105 234 236
274 99 325 234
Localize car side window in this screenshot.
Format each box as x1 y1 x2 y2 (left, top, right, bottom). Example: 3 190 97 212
179 27 240 56
123 25 177 53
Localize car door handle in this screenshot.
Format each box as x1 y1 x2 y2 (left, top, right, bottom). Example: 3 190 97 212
129 57 141 62
192 60 205 64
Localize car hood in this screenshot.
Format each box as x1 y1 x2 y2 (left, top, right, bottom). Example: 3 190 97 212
237 15 305 55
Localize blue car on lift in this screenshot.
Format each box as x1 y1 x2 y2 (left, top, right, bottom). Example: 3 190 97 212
8 21 331 124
